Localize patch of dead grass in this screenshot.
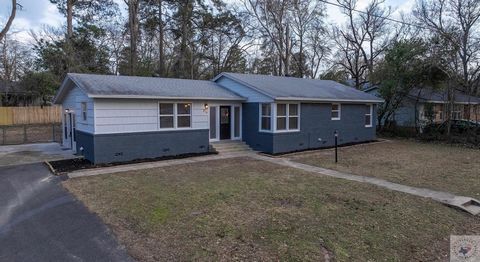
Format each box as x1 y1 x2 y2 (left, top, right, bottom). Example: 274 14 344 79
290 139 480 198
64 156 480 261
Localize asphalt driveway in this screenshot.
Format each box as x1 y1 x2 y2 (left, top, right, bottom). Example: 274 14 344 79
0 163 133 262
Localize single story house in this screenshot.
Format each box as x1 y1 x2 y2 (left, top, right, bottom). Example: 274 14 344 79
364 86 480 127
0 81 43 106
53 73 382 163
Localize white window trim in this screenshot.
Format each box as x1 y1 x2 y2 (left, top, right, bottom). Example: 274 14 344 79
331 103 341 120
259 103 300 133
232 105 242 139
158 102 192 130
176 103 192 129
81 102 87 122
259 103 273 132
365 104 373 128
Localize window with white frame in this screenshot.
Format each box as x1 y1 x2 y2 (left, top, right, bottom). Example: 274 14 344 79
365 104 373 127
276 103 299 131
288 104 299 130
81 102 87 121
260 103 272 131
177 103 191 128
159 103 192 129
159 103 174 128
276 104 287 130
331 103 341 120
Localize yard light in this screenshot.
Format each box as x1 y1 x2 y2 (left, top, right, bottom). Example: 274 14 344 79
334 130 338 163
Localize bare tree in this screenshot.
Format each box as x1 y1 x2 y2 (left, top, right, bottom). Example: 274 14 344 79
0 0 19 43
244 0 294 76
414 0 480 134
333 0 392 88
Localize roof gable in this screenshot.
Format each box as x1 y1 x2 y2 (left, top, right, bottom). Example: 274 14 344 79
214 72 383 103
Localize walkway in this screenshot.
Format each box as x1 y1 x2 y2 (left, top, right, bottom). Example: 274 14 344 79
251 154 480 216
68 152 246 179
66 150 480 216
0 143 75 167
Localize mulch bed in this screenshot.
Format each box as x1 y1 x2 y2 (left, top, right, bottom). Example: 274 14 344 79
47 152 218 174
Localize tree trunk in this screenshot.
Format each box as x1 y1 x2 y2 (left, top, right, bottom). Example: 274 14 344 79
128 0 139 75
284 24 290 76
158 0 165 76
0 0 17 43
67 0 73 39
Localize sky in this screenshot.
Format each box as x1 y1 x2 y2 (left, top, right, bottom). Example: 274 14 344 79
0 0 416 43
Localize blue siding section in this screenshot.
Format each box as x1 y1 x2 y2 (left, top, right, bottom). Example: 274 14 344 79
216 76 273 103
76 129 209 164
242 103 377 154
76 130 95 163
242 103 274 152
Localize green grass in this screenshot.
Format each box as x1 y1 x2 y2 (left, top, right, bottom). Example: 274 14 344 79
64 157 480 261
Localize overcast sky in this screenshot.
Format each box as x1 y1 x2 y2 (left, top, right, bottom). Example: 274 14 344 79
0 0 416 43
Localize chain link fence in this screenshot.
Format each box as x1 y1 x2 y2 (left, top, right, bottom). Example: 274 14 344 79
0 124 62 145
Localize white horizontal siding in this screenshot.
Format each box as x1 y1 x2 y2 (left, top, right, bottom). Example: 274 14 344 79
93 99 209 134
216 76 273 103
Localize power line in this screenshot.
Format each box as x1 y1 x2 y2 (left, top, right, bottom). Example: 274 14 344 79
318 0 428 30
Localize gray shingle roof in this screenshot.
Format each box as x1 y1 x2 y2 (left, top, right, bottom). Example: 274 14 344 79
217 73 383 102
64 73 245 101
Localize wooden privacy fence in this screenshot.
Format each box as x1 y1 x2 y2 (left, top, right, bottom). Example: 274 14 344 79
0 106 62 126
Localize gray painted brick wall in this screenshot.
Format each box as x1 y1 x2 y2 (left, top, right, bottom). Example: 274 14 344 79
242 103 377 154
76 129 210 164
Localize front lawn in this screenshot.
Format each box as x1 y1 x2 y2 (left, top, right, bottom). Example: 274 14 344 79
289 139 480 198
64 157 480 261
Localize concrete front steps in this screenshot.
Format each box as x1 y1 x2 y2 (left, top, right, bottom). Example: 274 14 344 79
210 140 255 154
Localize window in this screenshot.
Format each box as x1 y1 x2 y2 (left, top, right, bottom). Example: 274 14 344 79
234 106 240 137
177 103 191 128
260 103 272 131
209 106 217 139
276 103 299 131
159 103 174 128
365 104 373 127
81 102 87 121
159 103 191 129
331 103 341 120
276 104 287 130
289 104 299 129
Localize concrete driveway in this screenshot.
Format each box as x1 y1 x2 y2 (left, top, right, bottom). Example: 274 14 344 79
0 163 133 261
0 143 75 167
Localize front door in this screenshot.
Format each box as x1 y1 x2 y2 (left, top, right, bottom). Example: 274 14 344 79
64 112 76 151
220 106 231 140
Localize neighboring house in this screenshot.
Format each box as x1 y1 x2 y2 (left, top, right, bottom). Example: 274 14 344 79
364 86 480 127
53 73 382 164
0 81 42 106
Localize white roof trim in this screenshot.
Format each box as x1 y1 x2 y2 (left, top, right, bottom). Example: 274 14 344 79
274 97 384 103
88 94 246 101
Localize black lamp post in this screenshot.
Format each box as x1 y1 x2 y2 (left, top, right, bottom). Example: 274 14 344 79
334 130 338 163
